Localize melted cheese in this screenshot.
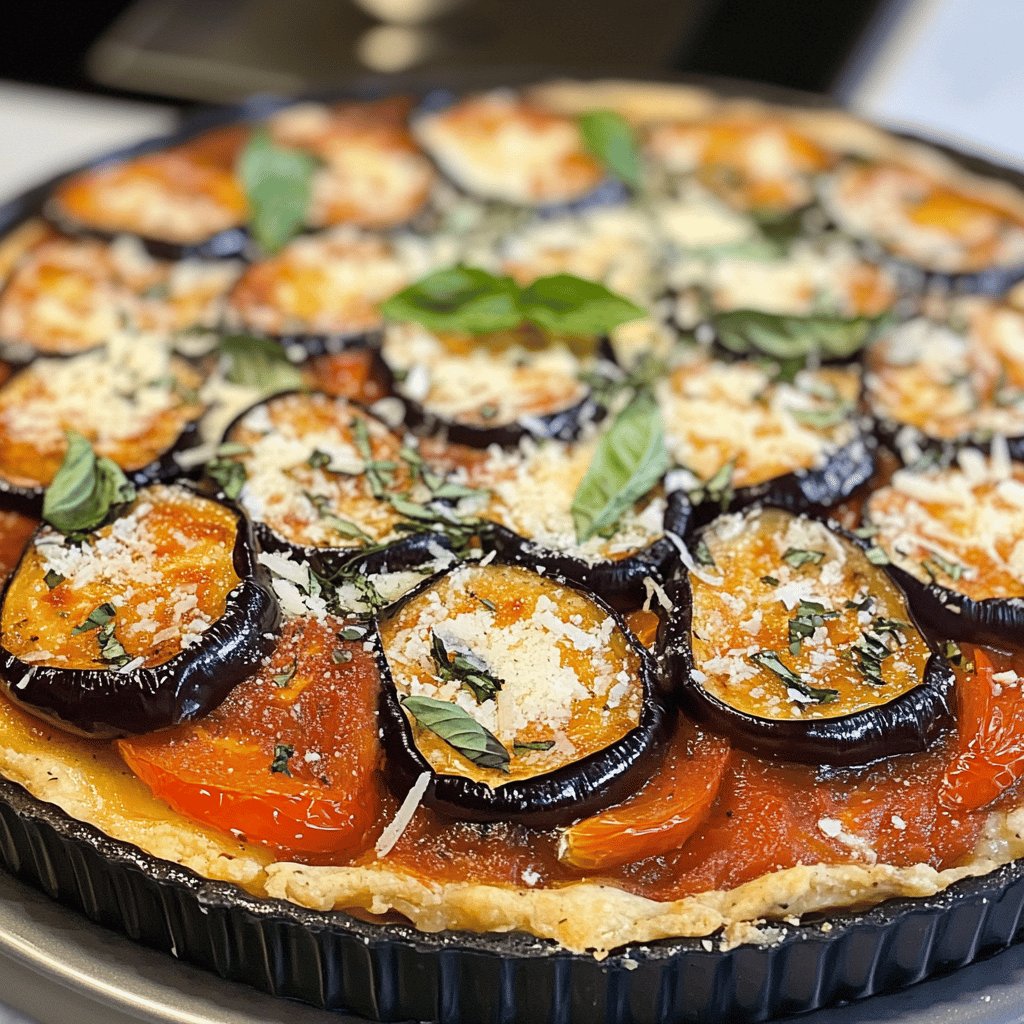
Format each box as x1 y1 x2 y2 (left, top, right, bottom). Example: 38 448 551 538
2 486 239 669
414 91 605 206
380 562 642 783
691 507 931 720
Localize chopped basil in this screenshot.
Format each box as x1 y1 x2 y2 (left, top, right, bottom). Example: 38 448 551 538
943 640 963 665
848 617 907 686
513 739 556 753
303 491 375 543
271 658 297 688
350 417 394 497
323 562 388 615
865 545 890 566
470 591 497 612
269 743 295 776
430 632 503 704
207 457 247 501
694 539 716 567
219 333 304 395
782 547 825 569
401 694 510 771
688 460 735 511
97 621 130 667
749 649 839 704
571 392 668 542
380 265 644 337
577 109 642 190
140 281 171 300
43 570 65 590
238 128 317 254
339 624 369 641
787 600 840 656
71 603 117 635
42 431 137 535
479 404 499 420
921 552 964 582
308 449 333 470
760 575 780 587
854 524 880 539
788 400 854 429
332 647 353 664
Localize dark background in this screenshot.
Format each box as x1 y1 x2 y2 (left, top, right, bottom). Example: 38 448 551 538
0 0 894 109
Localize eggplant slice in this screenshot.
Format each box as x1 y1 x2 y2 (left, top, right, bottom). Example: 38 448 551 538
656 355 874 522
0 233 238 360
865 301 1024 463
46 127 250 260
660 505 953 766
375 560 666 826
220 390 467 577
268 97 436 231
0 340 205 512
224 228 419 360
456 435 689 601
644 112 838 217
380 322 603 447
820 160 1024 292
0 484 279 736
863 446 1024 645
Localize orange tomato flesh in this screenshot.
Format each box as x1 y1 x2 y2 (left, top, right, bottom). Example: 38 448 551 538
118 617 383 856
559 723 730 870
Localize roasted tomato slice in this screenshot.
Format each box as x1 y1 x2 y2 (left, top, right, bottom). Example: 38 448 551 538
558 722 730 871
940 647 1024 811
118 617 383 855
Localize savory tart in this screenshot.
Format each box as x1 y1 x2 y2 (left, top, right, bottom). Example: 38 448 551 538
2 78 1024 1023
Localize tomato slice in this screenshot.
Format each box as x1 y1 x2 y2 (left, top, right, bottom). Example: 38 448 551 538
118 617 383 856
558 722 730 871
939 648 1024 812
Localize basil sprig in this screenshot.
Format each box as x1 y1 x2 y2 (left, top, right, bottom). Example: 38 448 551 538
401 694 510 771
712 309 888 366
577 109 642 190
430 632 504 704
380 266 644 337
219 333 303 394
43 432 137 536
238 128 317 254
571 392 668 542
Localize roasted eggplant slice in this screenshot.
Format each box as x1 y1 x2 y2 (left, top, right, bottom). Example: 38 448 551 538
660 505 954 766
645 111 838 216
224 228 419 360
457 435 688 601
47 128 249 260
375 560 666 825
0 234 238 359
863 446 1024 645
413 91 611 209
381 322 602 447
0 483 279 736
865 301 1024 462
821 160 1024 290
0 340 204 511
656 355 874 520
220 391 462 576
269 98 435 230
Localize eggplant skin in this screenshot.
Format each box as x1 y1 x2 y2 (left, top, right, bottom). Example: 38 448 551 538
245 328 383 363
658 508 956 767
0 494 281 738
872 414 1024 468
886 561 1024 649
0 417 205 516
688 430 876 530
374 561 669 827
485 489 691 605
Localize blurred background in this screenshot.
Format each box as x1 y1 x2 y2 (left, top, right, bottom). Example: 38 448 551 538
0 0 1020 189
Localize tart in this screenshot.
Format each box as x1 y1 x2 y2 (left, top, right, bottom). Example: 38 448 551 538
1 79 1024 1024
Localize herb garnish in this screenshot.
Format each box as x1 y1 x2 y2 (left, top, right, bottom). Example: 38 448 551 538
72 603 117 635
72 604 129 666
787 600 840 656
577 109 642 190
339 623 369 642
694 539 716 567
270 743 295 776
272 658 297 688
207 457 247 500
749 649 839 704
760 575 780 587
470 591 497 612
571 392 668 542
43 431 137 535
848 617 908 686
782 547 825 569
513 740 556 754
43 570 65 590
430 632 504 704
219 333 304 394
921 551 964 582
865 545 890 566
303 492 375 543
332 647 353 664
238 128 318 254
380 265 644 338
687 460 735 511
401 694 510 771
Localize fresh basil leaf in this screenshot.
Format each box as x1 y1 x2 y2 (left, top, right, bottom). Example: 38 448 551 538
97 620 130 667
269 743 295 776
72 602 117 635
332 647 353 664
207 457 247 501
749 650 839 704
520 273 645 337
513 740 555 753
43 432 136 535
401 694 510 771
380 265 523 335
219 333 303 394
571 393 668 542
238 128 317 254
712 309 887 364
43 570 65 590
782 547 825 569
430 632 503 704
272 658 297 688
577 109 642 190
